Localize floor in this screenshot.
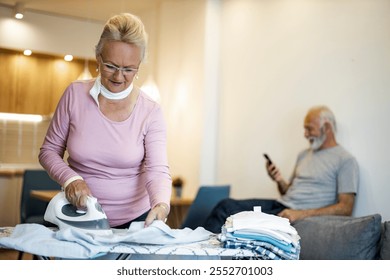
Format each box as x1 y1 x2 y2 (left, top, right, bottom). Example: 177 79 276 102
0 249 33 260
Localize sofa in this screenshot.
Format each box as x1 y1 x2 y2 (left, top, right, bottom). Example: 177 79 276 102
292 214 390 260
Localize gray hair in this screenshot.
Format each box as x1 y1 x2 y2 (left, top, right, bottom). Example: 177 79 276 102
311 105 337 133
95 13 148 61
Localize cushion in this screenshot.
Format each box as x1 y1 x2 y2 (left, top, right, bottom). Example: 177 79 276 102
379 221 390 260
292 214 382 260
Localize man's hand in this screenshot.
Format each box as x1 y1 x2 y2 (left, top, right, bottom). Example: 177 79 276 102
278 193 355 223
277 209 307 223
266 162 283 182
144 203 170 227
64 179 91 209
266 162 290 194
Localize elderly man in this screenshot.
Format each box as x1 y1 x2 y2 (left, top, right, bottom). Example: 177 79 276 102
204 105 359 233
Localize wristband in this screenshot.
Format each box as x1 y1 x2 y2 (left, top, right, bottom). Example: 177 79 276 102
62 175 83 190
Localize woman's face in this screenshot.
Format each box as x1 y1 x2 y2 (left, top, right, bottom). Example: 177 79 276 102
98 41 142 93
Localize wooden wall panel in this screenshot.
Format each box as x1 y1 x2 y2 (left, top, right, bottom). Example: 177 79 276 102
0 51 18 113
0 48 97 115
15 55 53 114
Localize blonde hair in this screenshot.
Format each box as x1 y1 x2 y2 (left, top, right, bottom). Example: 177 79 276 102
95 13 148 61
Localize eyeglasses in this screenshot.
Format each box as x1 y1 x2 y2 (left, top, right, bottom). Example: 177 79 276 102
99 56 139 77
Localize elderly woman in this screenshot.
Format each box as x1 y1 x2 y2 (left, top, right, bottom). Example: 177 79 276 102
39 13 171 228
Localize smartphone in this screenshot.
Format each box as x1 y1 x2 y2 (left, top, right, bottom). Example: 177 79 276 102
263 153 273 165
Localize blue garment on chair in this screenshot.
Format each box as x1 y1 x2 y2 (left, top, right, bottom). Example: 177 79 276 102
181 185 230 229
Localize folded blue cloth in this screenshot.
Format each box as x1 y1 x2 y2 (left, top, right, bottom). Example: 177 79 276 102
218 210 301 260
223 239 300 260
227 231 295 253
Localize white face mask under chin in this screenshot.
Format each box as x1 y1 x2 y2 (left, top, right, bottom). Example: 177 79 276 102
100 81 133 100
89 76 134 106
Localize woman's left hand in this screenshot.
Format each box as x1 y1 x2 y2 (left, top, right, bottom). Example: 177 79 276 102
144 203 170 227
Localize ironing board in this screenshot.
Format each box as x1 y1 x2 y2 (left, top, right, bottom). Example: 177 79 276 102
0 226 259 260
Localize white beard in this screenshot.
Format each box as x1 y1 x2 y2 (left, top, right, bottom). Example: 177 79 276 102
309 129 326 151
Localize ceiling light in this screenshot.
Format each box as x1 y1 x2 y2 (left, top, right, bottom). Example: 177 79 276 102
14 2 25 19
64 54 73 61
23 49 32 56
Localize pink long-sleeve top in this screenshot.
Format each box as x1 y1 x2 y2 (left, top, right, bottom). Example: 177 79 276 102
39 79 172 227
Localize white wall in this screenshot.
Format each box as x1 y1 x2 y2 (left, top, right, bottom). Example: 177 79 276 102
216 0 390 221
158 0 207 199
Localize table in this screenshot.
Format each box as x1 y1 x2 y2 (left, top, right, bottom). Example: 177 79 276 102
30 190 59 202
168 197 192 228
30 190 193 228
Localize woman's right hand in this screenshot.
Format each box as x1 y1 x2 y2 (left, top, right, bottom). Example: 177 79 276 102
64 179 91 209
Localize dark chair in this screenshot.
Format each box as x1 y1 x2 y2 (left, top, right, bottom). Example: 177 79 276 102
18 169 60 259
180 185 230 230
20 169 60 225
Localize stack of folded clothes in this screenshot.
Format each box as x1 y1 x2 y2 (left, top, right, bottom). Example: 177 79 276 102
218 210 301 260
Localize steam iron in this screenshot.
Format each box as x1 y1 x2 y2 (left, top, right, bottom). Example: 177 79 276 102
44 191 113 236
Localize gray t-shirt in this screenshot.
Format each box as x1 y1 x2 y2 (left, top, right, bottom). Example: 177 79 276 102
277 145 359 210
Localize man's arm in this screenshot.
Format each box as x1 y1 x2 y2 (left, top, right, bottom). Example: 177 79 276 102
278 193 355 222
266 162 294 195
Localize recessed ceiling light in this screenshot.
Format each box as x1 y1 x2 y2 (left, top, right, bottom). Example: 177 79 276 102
14 3 25 19
23 49 32 56
64 54 73 62
15 12 23 19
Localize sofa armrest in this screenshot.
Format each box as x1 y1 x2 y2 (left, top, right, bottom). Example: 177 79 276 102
292 214 382 260
379 221 390 260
